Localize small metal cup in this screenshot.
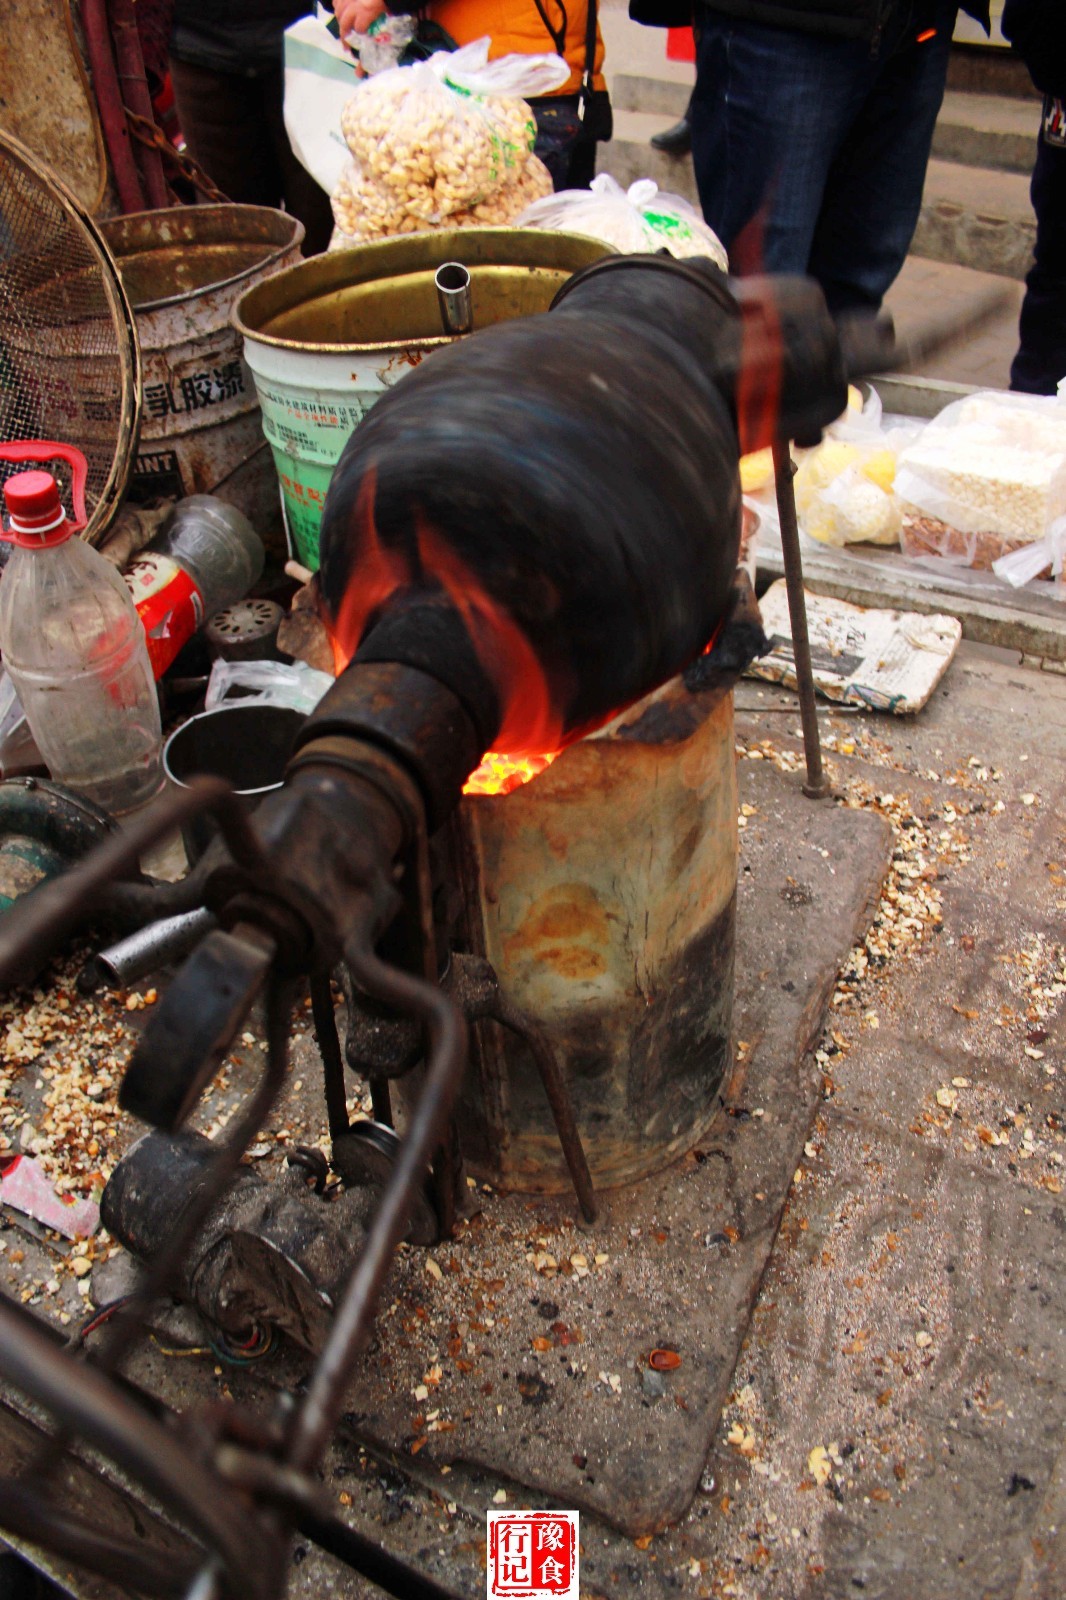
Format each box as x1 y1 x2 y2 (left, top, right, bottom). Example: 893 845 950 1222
162 703 304 862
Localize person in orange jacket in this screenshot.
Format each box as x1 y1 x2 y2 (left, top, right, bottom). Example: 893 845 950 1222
333 0 611 187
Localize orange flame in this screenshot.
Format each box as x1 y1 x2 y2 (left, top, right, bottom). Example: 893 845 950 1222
326 473 567 793
462 750 558 796
328 470 409 678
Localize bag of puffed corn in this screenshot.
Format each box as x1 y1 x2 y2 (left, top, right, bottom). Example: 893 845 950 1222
338 40 566 226
329 151 553 244
896 389 1066 568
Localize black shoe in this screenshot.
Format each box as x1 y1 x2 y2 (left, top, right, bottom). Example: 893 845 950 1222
650 117 691 155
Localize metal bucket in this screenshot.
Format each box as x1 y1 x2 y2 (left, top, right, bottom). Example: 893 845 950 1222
231 230 611 571
162 702 304 863
100 206 304 534
451 676 738 1192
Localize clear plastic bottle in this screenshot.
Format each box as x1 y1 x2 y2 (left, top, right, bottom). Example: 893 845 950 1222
124 495 265 678
0 471 162 815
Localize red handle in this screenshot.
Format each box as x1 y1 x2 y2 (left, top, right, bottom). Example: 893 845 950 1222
0 441 90 532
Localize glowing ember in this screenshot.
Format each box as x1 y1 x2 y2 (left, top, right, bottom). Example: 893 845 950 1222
463 751 558 796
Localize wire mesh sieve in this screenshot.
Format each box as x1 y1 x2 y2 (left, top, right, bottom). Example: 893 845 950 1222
0 131 139 545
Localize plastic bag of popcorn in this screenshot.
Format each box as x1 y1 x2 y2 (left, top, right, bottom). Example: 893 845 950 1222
896 389 1066 569
450 156 553 225
794 391 919 548
338 39 566 226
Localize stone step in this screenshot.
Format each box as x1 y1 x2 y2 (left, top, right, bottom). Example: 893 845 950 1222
946 41 1040 100
598 108 699 197
611 74 690 120
599 115 1036 280
932 89 1039 174
611 76 1040 176
914 158 1034 279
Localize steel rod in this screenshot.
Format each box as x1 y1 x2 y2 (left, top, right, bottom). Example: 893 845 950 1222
494 996 598 1226
772 439 831 800
297 1505 468 1600
311 966 351 1145
287 906 468 1473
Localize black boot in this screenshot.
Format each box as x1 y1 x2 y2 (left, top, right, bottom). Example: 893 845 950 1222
650 117 691 155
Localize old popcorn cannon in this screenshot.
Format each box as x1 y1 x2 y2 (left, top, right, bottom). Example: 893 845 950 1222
0 252 891 1599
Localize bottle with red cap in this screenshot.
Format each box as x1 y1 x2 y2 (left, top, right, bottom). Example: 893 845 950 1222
0 471 162 815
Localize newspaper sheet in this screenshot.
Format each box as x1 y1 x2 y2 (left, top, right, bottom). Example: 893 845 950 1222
746 580 962 713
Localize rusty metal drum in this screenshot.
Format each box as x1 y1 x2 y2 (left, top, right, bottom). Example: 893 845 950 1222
451 676 738 1192
100 206 304 533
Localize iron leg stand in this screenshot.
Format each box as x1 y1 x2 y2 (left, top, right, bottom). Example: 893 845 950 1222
772 438 831 800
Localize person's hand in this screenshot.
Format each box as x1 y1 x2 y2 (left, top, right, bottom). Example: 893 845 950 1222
335 0 388 40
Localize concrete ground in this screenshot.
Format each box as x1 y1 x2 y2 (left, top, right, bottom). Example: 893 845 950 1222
6 638 1060 1600
277 643 1066 1600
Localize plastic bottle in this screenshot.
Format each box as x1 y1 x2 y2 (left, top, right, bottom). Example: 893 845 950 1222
0 471 162 815
123 496 265 678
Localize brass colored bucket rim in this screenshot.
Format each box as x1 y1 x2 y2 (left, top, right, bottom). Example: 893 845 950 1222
231 227 613 357
100 204 306 315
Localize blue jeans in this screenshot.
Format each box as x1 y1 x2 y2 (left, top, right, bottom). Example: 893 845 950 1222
689 4 957 312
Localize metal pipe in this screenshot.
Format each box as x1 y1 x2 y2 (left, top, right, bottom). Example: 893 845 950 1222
287 904 468 1473
79 908 217 993
0 777 269 993
107 0 170 208
80 0 146 213
434 262 473 336
772 440 831 800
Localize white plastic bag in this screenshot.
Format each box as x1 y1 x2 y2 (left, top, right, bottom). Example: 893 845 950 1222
794 391 914 548
436 37 570 99
515 173 728 266
205 659 334 717
895 389 1066 568
284 11 361 195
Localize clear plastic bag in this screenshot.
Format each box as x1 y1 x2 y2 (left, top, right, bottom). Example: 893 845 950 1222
794 391 916 548
330 149 553 243
992 513 1066 598
205 659 334 717
515 173 728 266
895 389 1066 569
338 40 559 225
349 13 416 74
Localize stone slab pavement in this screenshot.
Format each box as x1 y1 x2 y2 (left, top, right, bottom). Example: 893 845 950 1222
286 644 1066 1600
